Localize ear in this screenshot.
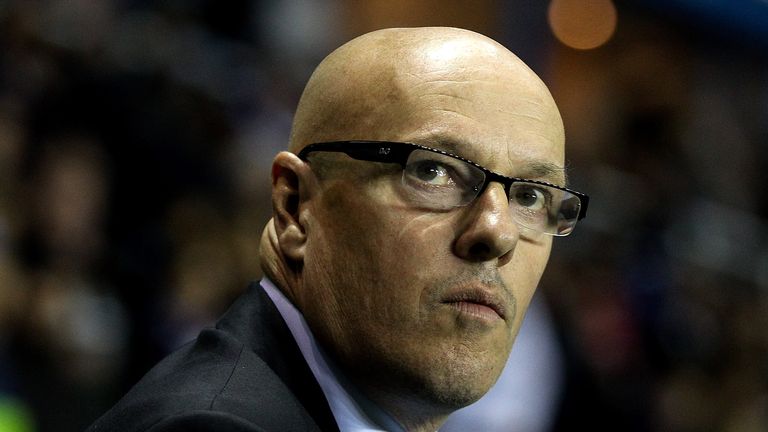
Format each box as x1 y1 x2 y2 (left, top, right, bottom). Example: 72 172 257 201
271 151 314 263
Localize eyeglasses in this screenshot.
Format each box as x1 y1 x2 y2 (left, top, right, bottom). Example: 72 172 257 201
297 140 589 236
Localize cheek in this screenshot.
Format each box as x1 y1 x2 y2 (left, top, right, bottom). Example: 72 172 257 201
307 196 457 331
348 212 454 317
300 187 410 318
391 212 455 266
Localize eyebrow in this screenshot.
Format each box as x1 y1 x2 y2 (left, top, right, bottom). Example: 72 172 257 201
520 161 568 186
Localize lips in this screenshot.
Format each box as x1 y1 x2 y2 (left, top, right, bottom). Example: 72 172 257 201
441 287 508 321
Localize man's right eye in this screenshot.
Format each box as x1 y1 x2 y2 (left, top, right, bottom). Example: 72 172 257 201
408 160 455 187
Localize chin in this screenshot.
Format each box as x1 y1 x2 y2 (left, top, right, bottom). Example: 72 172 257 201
411 350 506 411
426 382 491 410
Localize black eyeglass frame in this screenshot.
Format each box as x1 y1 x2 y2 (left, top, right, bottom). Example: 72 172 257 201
297 140 589 221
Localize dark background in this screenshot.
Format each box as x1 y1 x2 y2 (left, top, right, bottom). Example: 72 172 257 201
0 1 766 431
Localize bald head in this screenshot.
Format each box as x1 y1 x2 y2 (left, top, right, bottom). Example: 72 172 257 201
288 27 563 155
262 27 575 430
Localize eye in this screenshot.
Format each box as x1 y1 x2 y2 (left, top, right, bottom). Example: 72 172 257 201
408 160 455 186
401 149 487 209
512 186 548 211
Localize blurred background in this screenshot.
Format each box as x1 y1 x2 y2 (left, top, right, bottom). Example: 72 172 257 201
0 0 766 431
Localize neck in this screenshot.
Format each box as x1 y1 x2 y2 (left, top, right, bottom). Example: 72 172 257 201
259 219 299 303
360 385 452 432
396 415 445 432
382 403 447 432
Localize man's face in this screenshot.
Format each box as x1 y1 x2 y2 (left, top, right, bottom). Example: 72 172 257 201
295 40 564 410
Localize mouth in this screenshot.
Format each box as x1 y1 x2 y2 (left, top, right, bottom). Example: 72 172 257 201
441 287 507 321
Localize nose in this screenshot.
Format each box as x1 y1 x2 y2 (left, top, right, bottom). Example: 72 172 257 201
453 182 519 266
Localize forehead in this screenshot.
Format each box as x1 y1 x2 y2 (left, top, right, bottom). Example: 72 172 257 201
392 65 565 181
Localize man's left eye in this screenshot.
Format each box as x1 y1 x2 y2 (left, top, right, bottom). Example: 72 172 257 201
512 187 547 210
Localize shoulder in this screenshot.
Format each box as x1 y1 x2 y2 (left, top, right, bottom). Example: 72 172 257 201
88 327 322 432
95 410 267 432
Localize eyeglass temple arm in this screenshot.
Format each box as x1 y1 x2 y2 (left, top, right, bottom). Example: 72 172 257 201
576 195 589 220
301 141 412 165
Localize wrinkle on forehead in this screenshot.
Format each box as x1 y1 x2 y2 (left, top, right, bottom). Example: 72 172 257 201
415 89 560 131
408 69 561 125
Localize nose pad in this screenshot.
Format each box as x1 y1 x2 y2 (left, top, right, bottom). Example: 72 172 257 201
453 183 519 266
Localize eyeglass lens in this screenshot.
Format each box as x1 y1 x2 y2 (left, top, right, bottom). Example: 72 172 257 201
401 149 581 236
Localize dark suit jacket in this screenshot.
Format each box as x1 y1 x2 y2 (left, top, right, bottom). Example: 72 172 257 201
87 283 340 432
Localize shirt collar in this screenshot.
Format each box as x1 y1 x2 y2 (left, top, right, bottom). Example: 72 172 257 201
260 278 405 432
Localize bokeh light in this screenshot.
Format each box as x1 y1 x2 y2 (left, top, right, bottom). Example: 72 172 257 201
548 0 618 50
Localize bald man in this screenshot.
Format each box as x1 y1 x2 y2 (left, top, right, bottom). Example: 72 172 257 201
88 27 588 432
